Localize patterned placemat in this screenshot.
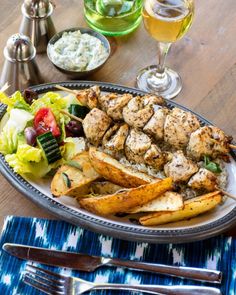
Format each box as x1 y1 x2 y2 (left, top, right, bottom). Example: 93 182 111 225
0 216 235 294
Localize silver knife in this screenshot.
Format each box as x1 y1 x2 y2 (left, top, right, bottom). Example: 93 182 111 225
3 243 222 284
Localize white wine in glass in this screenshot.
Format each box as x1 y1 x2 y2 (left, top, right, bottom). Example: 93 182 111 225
136 0 194 99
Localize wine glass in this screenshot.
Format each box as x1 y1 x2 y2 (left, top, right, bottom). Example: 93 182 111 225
136 0 194 99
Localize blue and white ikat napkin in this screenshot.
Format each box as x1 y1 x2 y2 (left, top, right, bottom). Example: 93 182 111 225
0 216 235 294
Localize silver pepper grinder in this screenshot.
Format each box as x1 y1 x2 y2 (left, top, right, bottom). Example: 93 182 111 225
19 0 56 53
0 33 43 95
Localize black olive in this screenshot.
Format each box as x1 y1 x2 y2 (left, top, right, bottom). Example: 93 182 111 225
65 120 84 137
23 89 38 105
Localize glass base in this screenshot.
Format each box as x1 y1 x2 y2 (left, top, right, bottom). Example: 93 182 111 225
136 65 182 100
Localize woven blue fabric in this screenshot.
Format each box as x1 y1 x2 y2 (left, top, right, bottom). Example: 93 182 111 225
0 216 234 294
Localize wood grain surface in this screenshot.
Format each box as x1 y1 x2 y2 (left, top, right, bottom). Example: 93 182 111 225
0 0 235 234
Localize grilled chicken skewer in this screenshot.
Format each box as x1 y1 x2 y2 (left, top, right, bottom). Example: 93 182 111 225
59 88 236 200
58 85 234 198
56 84 233 162
56 84 233 165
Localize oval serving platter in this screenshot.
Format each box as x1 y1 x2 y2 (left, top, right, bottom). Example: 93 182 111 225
0 81 236 243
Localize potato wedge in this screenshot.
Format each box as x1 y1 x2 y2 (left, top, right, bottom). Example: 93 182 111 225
90 181 123 195
51 151 100 197
128 192 183 213
72 152 100 179
80 178 173 215
89 147 157 188
139 191 222 226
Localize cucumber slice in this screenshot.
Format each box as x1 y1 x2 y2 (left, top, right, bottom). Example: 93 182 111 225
37 132 62 164
68 104 89 119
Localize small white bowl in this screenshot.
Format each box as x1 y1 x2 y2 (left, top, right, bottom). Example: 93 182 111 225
47 27 111 78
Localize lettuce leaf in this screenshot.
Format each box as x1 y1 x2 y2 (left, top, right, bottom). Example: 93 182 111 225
5 154 51 177
0 91 30 112
62 137 86 160
5 145 63 178
5 109 33 133
0 127 18 155
5 144 43 176
30 92 67 122
59 113 70 142
17 144 42 163
0 109 33 155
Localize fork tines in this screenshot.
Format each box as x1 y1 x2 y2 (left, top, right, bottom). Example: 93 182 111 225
23 264 66 295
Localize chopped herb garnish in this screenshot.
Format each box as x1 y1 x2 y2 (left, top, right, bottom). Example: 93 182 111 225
203 156 222 174
66 160 83 171
62 172 71 188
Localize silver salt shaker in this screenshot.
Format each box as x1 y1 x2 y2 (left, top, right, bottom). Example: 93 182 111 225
0 33 43 95
19 0 56 53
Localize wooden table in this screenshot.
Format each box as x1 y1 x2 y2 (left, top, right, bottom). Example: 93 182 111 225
0 0 236 233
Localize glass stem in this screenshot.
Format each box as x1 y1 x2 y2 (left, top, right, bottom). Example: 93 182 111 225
157 42 172 74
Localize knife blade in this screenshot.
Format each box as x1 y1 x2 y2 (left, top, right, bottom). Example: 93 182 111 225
3 243 222 284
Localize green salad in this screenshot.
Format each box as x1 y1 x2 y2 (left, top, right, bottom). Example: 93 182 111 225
0 89 89 178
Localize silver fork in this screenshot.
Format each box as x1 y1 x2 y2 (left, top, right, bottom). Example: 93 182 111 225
23 264 222 295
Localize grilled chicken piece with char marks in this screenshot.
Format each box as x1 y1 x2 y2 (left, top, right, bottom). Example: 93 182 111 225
188 168 218 192
143 94 164 106
82 108 112 146
123 95 164 129
102 123 129 157
125 129 152 163
187 126 231 160
76 85 100 109
144 144 172 170
164 150 198 182
98 93 133 121
164 108 200 149
144 107 170 141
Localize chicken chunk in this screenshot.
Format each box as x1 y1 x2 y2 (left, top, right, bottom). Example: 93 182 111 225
98 92 116 111
76 86 100 109
188 168 218 192
123 96 154 129
164 108 200 149
125 129 152 163
102 123 129 157
98 93 133 121
187 126 231 160
143 94 165 106
143 107 169 141
164 150 198 182
82 108 112 146
144 144 171 170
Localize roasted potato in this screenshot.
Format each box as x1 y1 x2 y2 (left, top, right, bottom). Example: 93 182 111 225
51 151 100 198
90 181 123 195
80 178 173 215
128 192 183 213
139 191 222 226
89 147 157 188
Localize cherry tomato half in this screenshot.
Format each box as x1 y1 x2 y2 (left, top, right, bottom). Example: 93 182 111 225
34 107 61 137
